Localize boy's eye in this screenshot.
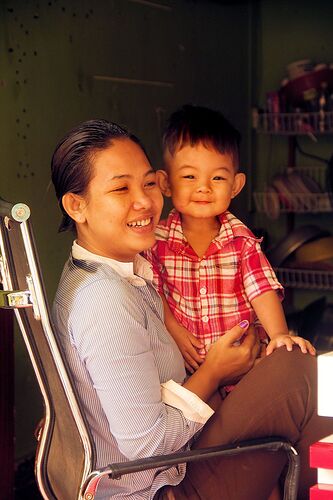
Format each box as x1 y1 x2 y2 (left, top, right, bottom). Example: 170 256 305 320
213 176 226 181
183 175 195 179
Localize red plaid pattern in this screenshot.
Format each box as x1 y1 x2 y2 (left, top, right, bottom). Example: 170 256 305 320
145 210 283 346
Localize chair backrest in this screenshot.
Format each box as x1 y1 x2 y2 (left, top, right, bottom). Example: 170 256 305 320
0 203 96 500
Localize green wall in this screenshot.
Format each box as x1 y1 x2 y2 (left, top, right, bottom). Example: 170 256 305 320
0 0 253 460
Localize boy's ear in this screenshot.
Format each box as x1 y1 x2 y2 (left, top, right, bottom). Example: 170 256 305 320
231 172 246 199
156 169 172 197
62 193 87 224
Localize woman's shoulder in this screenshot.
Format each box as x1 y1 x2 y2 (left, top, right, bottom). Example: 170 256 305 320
54 257 150 321
54 257 123 308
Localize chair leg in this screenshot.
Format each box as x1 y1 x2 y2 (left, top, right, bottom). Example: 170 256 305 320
282 442 301 500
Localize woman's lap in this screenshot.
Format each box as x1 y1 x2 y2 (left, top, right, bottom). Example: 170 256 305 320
172 348 333 499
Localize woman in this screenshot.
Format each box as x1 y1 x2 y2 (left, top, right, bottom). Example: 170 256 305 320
51 119 333 499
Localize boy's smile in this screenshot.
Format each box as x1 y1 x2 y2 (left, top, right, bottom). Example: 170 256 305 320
160 142 245 226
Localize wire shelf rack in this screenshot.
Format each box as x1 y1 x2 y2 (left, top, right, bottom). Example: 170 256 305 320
275 267 333 290
288 165 328 186
253 110 333 135
253 165 333 215
253 192 333 214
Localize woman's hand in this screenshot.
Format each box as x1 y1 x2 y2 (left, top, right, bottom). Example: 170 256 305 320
205 321 260 387
183 321 260 402
265 334 316 356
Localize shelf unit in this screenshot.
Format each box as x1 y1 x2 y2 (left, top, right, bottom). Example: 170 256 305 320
275 267 333 291
254 165 333 215
253 110 333 292
253 110 333 135
254 191 332 214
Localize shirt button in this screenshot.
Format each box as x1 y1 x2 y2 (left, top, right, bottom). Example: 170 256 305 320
202 315 209 323
200 286 207 295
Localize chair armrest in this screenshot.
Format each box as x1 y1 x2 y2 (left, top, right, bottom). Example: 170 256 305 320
81 437 300 500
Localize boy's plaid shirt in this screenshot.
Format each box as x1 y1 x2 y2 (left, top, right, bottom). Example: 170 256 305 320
144 210 283 345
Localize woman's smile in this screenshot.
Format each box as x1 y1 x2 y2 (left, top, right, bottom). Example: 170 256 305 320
127 216 153 228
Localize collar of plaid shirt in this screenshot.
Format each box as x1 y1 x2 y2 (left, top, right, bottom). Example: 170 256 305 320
160 209 260 258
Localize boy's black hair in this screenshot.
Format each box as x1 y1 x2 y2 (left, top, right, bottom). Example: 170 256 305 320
162 104 241 167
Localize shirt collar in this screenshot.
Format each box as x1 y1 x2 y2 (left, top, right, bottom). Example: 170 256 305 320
215 211 257 247
165 209 257 255
165 210 189 255
72 241 153 284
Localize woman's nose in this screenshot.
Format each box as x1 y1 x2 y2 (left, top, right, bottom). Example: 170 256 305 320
132 189 153 210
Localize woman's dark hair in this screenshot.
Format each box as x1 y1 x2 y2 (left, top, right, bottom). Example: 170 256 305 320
162 104 241 168
51 119 146 232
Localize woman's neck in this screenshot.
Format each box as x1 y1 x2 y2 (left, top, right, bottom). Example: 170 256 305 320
76 238 135 263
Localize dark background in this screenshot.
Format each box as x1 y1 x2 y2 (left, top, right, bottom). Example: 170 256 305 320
0 0 332 495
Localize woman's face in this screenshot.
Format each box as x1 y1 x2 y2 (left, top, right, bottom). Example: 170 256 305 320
75 138 163 261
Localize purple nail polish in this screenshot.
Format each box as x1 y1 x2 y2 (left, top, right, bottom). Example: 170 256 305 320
239 320 249 328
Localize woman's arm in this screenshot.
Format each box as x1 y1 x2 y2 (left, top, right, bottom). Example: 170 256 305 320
70 278 204 460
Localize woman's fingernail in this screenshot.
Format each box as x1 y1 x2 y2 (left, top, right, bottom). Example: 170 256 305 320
239 320 249 328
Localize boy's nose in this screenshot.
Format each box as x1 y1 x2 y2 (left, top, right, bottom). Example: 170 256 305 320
197 182 211 193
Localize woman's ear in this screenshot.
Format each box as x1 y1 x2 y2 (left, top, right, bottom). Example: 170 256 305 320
231 172 246 199
62 193 87 224
156 170 172 197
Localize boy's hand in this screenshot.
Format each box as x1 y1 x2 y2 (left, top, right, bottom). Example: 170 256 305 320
174 328 205 373
266 334 316 356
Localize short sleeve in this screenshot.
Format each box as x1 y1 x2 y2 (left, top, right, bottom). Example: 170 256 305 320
241 240 284 303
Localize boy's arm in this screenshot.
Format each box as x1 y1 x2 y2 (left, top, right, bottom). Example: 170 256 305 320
251 290 315 356
251 290 288 338
161 294 205 373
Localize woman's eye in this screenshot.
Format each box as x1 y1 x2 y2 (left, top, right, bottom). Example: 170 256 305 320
145 181 157 188
112 186 128 192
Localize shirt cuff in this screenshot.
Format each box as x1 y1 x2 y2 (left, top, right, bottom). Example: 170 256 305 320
161 379 214 424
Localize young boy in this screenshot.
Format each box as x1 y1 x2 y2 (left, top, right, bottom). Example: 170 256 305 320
145 104 315 376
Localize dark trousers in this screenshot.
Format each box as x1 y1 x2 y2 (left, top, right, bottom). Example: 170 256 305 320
162 348 333 500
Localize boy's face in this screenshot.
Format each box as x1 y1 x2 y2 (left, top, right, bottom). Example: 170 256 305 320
159 142 245 221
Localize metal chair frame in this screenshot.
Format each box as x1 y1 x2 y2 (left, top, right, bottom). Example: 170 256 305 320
0 197 300 500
